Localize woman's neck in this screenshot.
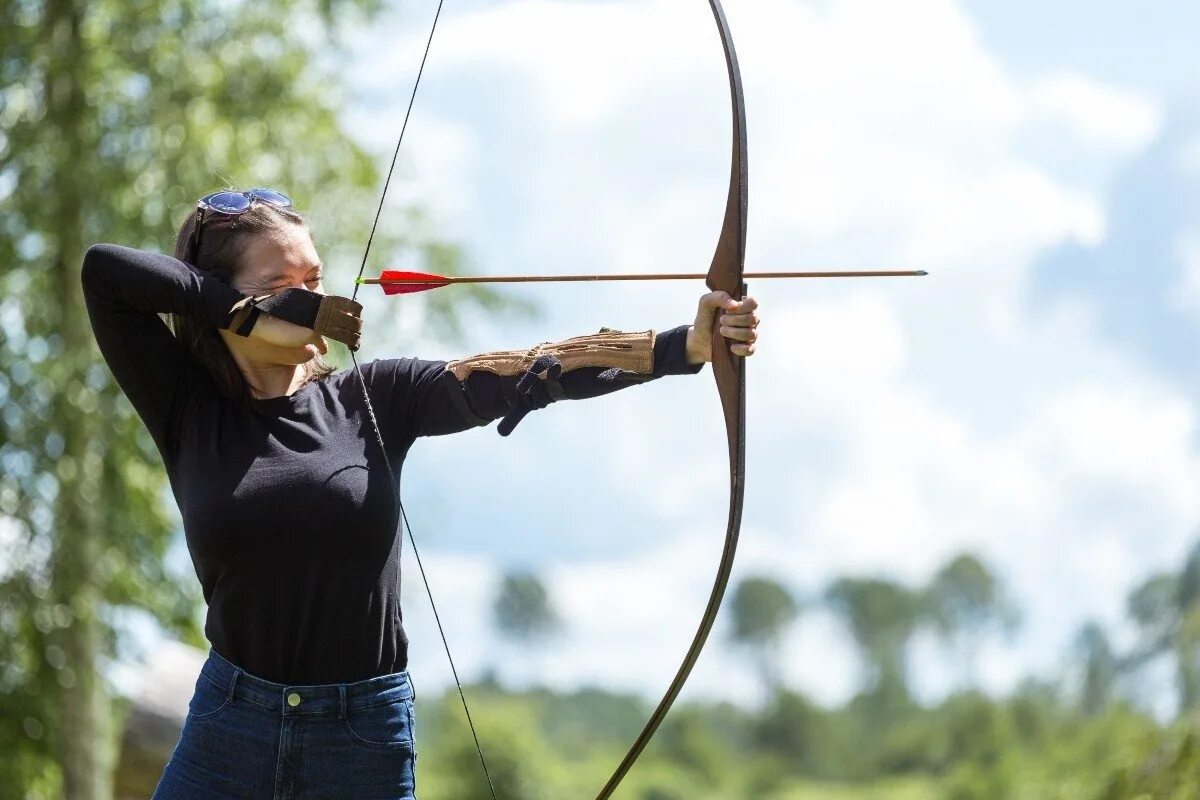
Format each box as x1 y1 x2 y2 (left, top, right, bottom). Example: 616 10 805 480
231 354 308 399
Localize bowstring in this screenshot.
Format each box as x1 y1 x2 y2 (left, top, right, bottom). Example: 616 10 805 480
349 1 499 797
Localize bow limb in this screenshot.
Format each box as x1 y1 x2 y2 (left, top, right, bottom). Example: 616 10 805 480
593 1 747 797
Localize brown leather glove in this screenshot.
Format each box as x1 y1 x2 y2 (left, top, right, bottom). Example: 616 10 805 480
227 288 364 351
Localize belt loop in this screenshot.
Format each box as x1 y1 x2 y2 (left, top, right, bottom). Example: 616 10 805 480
338 685 347 719
408 671 416 702
227 667 241 702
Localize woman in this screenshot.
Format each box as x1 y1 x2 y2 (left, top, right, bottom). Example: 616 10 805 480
82 188 760 799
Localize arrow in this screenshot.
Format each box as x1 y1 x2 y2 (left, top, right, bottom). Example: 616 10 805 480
358 268 929 295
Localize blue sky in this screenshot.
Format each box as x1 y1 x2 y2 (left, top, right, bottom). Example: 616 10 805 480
95 0 1199 710
962 0 1199 93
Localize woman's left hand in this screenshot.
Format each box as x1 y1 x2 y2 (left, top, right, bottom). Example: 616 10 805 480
685 291 760 364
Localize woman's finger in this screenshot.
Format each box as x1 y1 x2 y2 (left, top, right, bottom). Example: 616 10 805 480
720 325 758 343
719 311 759 327
732 343 756 357
697 290 734 315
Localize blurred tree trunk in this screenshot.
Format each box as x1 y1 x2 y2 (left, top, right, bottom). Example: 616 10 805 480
1178 635 1200 713
43 1 116 797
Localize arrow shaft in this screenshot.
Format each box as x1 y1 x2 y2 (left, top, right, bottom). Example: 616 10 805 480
361 269 926 286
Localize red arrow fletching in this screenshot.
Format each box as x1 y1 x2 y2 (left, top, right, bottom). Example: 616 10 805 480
378 270 452 295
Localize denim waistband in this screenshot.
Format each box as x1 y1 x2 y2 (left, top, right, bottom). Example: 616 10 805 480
200 646 414 717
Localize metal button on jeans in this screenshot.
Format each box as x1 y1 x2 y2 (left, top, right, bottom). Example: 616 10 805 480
287 692 301 707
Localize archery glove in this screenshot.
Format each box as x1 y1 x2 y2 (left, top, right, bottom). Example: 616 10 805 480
227 288 364 351
497 354 565 436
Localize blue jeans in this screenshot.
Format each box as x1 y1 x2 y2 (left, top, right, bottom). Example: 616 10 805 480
151 647 418 799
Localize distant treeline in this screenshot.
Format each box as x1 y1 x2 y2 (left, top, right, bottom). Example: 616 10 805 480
441 543 1200 799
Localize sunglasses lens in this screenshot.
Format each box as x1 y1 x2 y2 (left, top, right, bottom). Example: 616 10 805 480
204 192 252 213
248 188 292 208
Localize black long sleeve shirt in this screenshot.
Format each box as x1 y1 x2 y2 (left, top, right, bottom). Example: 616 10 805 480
81 243 702 684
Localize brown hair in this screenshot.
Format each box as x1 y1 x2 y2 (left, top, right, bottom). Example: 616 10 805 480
170 200 334 407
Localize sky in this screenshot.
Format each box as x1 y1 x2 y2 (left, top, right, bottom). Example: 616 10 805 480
111 0 1200 711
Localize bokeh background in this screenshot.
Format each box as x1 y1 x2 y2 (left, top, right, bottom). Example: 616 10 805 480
3 0 1200 797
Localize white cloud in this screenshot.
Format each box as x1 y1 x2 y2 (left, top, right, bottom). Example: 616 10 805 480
1026 386 1200 507
352 0 1113 275
1030 71 1164 153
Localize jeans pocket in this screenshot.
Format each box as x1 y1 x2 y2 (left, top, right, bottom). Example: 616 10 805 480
342 697 415 750
187 674 233 721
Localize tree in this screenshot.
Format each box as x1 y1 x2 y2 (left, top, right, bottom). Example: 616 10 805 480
493 571 561 645
729 576 800 695
924 553 1017 688
1178 543 1200 713
0 2 511 795
1075 621 1117 716
825 576 922 708
1125 539 1200 715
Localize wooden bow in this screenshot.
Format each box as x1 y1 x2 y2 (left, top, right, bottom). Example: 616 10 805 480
342 2 924 797
593 2 747 795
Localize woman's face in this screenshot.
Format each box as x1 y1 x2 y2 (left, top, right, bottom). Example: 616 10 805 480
232 223 324 296
220 223 327 366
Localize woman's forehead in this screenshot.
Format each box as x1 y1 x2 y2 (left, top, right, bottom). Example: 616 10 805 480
241 227 321 282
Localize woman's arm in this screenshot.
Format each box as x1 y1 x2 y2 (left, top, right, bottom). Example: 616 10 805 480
362 325 703 444
449 325 703 435
365 291 760 443
446 288 762 435
80 243 246 456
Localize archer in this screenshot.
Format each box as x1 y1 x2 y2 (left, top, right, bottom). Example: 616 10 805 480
81 187 761 799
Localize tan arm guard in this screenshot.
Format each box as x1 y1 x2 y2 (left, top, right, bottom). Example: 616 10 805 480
445 328 655 381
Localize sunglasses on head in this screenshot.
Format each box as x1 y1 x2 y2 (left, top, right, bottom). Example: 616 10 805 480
188 188 293 265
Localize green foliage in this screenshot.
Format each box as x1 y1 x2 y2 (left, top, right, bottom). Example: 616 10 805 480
419 688 622 800
752 690 860 780
1093 729 1200 800
400 680 1198 800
